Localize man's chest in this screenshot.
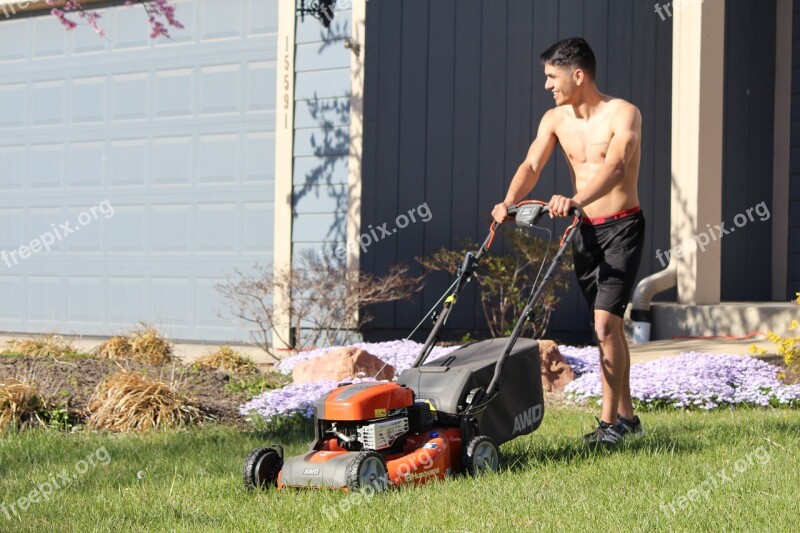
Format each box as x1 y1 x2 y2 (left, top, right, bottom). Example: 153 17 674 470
555 121 613 165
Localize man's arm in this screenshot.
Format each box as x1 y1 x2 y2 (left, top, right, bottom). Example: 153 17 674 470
572 104 640 207
492 110 558 223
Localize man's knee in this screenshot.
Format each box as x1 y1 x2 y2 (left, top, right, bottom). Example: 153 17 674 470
594 311 622 344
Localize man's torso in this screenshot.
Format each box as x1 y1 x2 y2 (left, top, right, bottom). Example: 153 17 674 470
552 97 641 218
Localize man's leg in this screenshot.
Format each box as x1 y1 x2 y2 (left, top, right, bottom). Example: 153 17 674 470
618 319 635 420
594 310 630 424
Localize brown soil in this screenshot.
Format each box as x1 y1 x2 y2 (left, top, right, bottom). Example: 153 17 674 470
781 365 800 385
0 355 255 428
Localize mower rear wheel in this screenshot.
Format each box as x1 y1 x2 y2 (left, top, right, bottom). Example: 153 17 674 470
345 451 388 493
243 447 283 490
462 436 499 476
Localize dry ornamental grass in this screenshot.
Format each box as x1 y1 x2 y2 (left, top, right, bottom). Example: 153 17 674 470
0 379 46 429
87 371 206 432
4 334 77 358
94 324 176 365
192 346 259 375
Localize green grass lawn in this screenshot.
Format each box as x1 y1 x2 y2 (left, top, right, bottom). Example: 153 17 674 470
1 405 797 532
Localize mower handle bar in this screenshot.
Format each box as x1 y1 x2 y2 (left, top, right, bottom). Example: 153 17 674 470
410 201 583 381
506 203 584 227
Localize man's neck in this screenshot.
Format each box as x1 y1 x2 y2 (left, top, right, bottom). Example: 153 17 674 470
570 87 604 120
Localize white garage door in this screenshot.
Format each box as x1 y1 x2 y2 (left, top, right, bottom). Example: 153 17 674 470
0 0 277 342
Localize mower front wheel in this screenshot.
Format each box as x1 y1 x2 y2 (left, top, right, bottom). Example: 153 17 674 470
462 436 499 476
346 451 388 493
243 447 283 490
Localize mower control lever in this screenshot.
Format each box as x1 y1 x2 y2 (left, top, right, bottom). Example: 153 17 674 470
509 203 583 228
457 251 478 278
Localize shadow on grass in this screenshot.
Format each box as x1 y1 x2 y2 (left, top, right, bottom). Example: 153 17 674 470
243 416 316 446
501 431 707 473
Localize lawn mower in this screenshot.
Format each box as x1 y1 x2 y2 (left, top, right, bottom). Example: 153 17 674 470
243 201 583 492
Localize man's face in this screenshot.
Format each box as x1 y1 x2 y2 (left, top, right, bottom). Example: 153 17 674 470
544 63 576 106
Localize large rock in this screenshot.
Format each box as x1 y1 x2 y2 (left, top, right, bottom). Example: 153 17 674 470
292 346 395 384
539 340 576 392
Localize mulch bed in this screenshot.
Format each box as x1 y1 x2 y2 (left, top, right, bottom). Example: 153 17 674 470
0 355 252 428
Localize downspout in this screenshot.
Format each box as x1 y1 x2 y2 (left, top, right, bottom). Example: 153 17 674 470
630 258 677 343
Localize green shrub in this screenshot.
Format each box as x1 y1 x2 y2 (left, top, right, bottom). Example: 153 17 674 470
417 225 570 338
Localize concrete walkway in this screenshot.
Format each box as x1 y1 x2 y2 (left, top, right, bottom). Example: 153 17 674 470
628 337 776 363
0 334 280 366
0 333 780 368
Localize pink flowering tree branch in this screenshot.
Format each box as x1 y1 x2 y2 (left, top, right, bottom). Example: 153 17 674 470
47 0 183 39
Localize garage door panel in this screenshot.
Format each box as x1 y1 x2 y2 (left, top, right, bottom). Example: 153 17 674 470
249 0 278 35
154 0 195 45
196 204 240 253
64 208 105 253
198 133 240 183
31 80 65 126
110 139 148 186
152 278 192 326
107 206 146 253
245 132 276 182
156 69 195 117
0 209 24 252
200 65 242 115
108 277 147 324
28 207 67 253
71 20 111 55
0 277 24 321
71 76 108 123
66 278 104 324
27 276 64 322
0 147 25 188
153 136 193 184
0 19 26 61
68 142 106 187
29 144 64 188
151 205 191 253
196 278 226 327
243 202 274 252
112 72 150 120
201 0 244 41
246 60 276 112
32 16 67 58
0 84 26 128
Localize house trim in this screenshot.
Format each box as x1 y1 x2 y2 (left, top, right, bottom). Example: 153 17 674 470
272 0 296 350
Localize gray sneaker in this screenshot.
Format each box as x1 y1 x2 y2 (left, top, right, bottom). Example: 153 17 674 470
616 414 644 438
583 418 624 447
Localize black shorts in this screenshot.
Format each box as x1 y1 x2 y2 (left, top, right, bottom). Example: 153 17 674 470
571 209 645 319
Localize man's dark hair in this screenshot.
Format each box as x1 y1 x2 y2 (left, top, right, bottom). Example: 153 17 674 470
540 37 596 80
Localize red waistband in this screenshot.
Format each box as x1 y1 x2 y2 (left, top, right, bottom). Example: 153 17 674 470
581 206 641 226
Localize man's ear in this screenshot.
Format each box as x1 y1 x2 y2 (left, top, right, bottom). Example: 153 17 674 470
573 68 585 87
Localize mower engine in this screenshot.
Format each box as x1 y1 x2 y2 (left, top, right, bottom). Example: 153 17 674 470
315 382 415 450
321 412 410 452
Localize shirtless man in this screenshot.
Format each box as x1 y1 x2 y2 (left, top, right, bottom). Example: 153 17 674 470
491 38 645 446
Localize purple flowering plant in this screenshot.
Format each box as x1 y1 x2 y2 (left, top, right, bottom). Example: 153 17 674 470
564 350 800 410
241 342 800 425
241 340 460 424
